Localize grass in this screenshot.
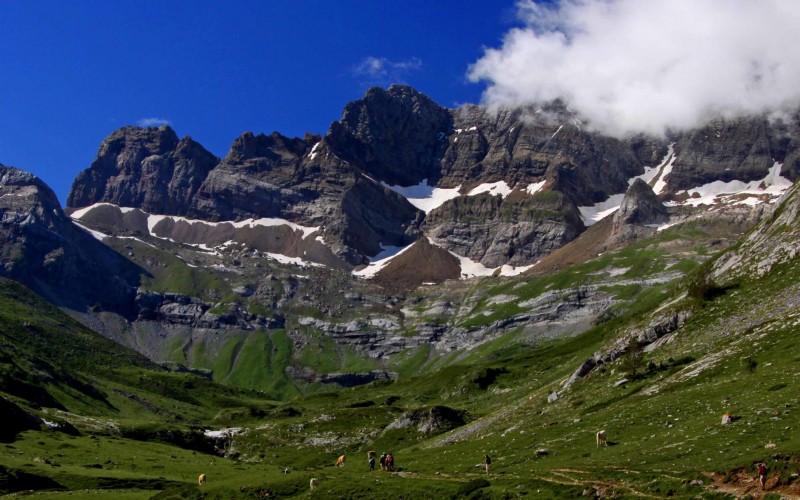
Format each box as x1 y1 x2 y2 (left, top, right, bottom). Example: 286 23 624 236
3 202 800 496
115 241 232 301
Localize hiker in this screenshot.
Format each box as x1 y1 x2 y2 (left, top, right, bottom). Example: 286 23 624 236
386 453 394 472
484 454 491 474
379 453 387 471
368 455 375 471
757 462 768 490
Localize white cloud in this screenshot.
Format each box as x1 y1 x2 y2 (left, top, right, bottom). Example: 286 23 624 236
353 56 422 85
468 0 800 137
136 117 170 127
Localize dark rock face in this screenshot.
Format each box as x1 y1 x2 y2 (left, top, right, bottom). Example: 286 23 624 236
441 102 646 205
316 370 396 387
614 179 669 227
423 191 584 267
67 126 219 215
192 131 315 221
327 85 453 186
667 116 797 193
607 179 670 247
69 127 422 266
0 165 141 313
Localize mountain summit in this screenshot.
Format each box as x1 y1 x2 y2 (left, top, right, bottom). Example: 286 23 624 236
67 87 798 276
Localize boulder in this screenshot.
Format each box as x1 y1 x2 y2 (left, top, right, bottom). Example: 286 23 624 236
385 405 467 434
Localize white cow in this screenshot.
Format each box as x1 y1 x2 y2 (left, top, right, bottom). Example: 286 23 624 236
310 477 319 490
596 430 607 447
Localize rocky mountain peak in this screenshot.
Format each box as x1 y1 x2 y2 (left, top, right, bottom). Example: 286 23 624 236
63 85 799 275
614 178 669 226
0 165 65 224
67 125 219 215
326 85 453 186
0 165 141 312
223 131 313 167
607 178 669 247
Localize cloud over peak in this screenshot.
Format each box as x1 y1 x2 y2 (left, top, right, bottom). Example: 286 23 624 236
469 0 800 137
353 56 423 86
136 117 170 128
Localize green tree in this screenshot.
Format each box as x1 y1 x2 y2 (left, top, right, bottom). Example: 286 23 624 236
624 336 643 378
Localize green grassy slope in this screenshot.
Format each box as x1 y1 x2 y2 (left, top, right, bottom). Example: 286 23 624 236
3 193 800 497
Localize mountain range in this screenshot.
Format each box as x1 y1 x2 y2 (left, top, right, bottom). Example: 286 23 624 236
0 85 797 393
1 85 800 497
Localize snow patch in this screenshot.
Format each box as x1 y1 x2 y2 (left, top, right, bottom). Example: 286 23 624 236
308 141 321 160
353 238 534 280
428 238 533 278
676 162 791 207
578 194 625 226
70 202 136 219
264 253 323 268
136 211 320 239
204 427 244 439
353 243 415 278
468 181 512 198
652 145 677 195
526 180 546 195
72 221 108 241
382 180 462 213
577 145 676 227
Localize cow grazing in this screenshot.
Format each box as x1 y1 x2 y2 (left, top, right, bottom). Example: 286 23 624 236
309 477 319 490
198 473 206 485
596 430 607 447
335 454 346 467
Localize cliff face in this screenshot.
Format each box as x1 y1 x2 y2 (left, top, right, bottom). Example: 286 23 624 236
606 179 670 247
65 86 800 270
665 117 789 193
0 165 141 313
4 84 800 395
67 126 219 215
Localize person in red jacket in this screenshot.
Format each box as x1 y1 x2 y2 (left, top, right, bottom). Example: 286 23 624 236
757 462 768 490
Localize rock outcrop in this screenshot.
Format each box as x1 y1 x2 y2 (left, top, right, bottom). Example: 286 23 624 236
666 117 792 193
135 291 282 330
711 179 800 283
422 190 584 267
607 179 670 247
385 405 467 434
67 125 219 215
0 165 141 313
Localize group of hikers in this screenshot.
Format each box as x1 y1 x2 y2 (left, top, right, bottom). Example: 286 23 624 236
367 452 395 471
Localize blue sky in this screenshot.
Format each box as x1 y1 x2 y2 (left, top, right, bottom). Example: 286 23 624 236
0 1 518 204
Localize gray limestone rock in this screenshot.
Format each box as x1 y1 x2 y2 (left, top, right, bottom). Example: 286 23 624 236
67 125 219 214
607 178 670 247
